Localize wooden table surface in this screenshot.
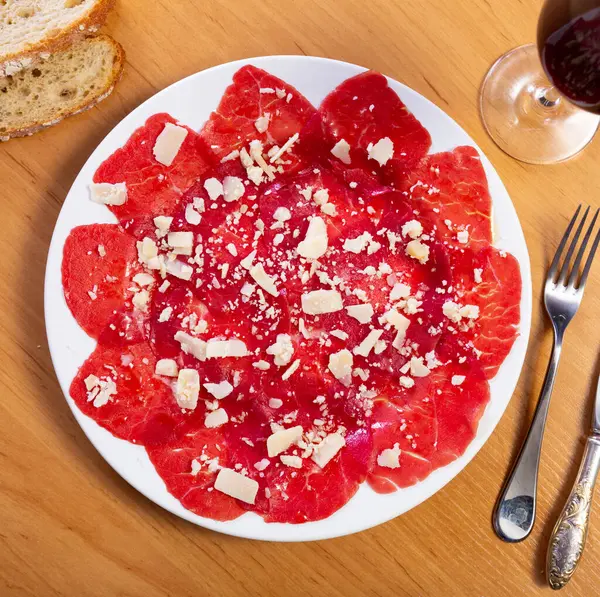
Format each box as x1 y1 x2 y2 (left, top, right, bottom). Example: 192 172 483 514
2 1 600 595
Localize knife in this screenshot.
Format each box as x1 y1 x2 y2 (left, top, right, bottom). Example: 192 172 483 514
546 373 600 590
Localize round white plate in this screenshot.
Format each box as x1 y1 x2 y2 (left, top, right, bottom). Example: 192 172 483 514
45 55 532 542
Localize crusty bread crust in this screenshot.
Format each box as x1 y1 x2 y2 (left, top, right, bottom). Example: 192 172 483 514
0 0 116 77
1 35 125 141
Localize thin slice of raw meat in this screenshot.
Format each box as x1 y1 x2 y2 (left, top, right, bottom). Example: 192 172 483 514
147 425 245 522
393 146 493 249
69 341 185 446
368 364 490 492
62 224 142 340
94 114 215 233
201 65 316 161
446 245 522 378
318 71 431 174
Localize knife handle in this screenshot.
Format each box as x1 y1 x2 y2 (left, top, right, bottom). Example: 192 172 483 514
547 434 600 590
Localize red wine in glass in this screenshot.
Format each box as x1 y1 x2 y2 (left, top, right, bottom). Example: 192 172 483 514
538 0 600 114
480 0 600 164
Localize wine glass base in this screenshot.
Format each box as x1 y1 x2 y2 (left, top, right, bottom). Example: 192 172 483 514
480 44 600 165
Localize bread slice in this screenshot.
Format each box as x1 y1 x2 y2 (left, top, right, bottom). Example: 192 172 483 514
0 0 115 77
0 34 125 141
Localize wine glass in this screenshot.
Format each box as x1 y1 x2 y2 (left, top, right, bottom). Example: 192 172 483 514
480 0 600 164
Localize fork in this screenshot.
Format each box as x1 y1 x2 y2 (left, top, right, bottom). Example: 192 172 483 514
493 205 600 543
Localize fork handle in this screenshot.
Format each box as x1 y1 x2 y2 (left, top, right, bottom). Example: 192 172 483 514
493 336 563 542
547 435 600 590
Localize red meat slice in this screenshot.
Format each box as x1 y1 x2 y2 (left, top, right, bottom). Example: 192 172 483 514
94 114 215 233
146 426 245 522
318 71 431 175
62 224 142 340
201 65 316 161
368 365 490 492
447 245 522 378
393 146 493 249
69 342 184 446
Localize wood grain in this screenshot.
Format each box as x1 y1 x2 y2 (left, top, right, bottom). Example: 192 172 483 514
1 1 599 595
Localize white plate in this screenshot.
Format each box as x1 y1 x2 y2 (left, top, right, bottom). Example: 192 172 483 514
45 56 532 542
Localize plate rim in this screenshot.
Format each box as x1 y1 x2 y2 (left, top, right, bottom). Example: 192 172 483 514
44 54 532 542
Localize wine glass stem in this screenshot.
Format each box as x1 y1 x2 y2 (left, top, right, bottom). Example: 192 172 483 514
536 85 561 108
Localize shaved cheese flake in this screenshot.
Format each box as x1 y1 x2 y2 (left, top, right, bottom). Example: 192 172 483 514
273 206 291 222
132 289 150 312
137 237 158 264
206 338 248 359
301 290 343 315
153 123 188 166
381 309 410 335
451 375 466 386
90 182 127 206
220 149 240 162
331 139 351 164
457 230 469 244
267 425 303 457
214 468 258 504
377 443 401 469
330 329 349 341
410 356 430 378
367 137 394 166
297 216 328 259
223 176 245 202
205 408 229 428
253 360 271 371
459 304 480 319
313 188 329 206
346 303 373 324
175 368 200 410
240 250 256 270
390 283 411 301
166 259 193 280
328 349 353 384
280 455 303 468
133 273 155 287
155 358 178 377
343 231 372 254
250 263 279 296
158 306 172 322
399 375 414 388
204 177 223 201
254 113 270 133
281 359 301 380
406 239 430 264
167 231 194 255
203 381 234 399
269 133 299 163
311 433 345 468
185 203 202 225
353 329 384 357
401 219 423 239
175 331 207 361
266 334 294 366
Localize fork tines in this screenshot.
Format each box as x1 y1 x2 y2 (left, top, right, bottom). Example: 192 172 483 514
549 206 600 292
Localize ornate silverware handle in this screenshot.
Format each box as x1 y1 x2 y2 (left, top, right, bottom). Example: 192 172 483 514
547 434 600 590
